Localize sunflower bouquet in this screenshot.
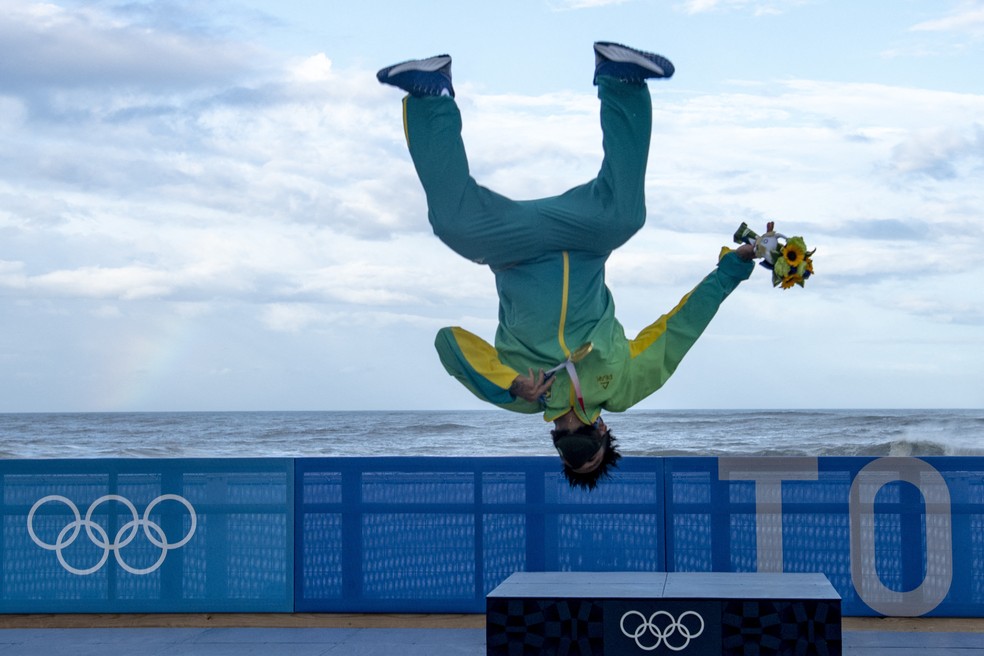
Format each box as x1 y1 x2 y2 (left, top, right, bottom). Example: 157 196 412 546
734 221 815 289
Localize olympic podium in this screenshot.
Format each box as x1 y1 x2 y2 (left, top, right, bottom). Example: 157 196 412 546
486 571 841 656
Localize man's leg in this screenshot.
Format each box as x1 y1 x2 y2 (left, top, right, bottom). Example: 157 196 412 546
379 55 541 267
536 43 669 253
402 95 541 267
382 46 668 263
538 77 653 253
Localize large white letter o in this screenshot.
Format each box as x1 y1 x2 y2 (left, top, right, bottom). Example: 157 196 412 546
850 457 952 616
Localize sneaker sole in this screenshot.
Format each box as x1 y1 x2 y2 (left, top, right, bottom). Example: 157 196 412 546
594 42 671 77
384 55 451 78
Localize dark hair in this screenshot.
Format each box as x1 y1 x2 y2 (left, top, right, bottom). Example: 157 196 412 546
551 425 622 491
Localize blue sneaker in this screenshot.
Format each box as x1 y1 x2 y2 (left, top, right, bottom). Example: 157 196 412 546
377 55 454 97
593 42 674 84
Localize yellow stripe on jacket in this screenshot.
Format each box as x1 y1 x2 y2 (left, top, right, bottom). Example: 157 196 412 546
448 326 520 389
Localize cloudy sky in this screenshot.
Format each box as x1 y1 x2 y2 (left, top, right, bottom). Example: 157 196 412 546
1 0 982 412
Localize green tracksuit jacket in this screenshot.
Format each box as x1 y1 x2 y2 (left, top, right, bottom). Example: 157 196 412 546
403 77 753 425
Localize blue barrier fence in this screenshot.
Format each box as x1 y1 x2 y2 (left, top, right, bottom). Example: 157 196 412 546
0 459 293 613
2 456 983 616
294 457 667 613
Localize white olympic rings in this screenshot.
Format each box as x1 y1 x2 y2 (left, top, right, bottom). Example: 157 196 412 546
619 609 705 652
27 494 197 576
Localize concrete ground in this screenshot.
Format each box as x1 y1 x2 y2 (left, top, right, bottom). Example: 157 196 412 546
0 614 981 655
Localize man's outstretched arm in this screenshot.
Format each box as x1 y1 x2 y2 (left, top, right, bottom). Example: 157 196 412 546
610 245 754 411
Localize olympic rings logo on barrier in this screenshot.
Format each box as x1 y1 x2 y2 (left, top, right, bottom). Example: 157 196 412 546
619 609 705 652
27 494 197 576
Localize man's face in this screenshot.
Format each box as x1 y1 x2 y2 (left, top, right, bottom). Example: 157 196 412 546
561 417 609 473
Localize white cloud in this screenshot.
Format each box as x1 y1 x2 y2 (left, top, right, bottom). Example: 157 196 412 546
678 0 805 16
911 2 984 37
4 62 982 314
889 124 984 179
260 303 325 332
31 265 174 300
0 1 259 91
290 53 333 83
0 260 26 289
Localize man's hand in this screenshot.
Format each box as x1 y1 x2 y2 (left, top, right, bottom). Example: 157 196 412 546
510 368 555 403
736 243 755 261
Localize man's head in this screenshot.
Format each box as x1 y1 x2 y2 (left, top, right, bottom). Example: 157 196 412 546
551 417 621 490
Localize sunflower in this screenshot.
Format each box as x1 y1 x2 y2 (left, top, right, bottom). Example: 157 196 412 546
802 256 814 276
782 237 808 269
780 273 805 289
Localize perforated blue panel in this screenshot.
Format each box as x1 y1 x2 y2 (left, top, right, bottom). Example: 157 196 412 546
4 456 983 617
0 459 293 613
294 457 667 612
296 456 984 616
665 457 984 616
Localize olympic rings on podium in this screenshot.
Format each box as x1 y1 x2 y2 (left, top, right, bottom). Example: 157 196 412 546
619 609 705 651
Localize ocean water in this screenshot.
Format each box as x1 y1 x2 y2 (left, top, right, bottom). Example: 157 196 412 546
0 409 981 459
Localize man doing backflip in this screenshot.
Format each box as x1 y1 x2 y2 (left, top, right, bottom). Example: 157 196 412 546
378 42 754 489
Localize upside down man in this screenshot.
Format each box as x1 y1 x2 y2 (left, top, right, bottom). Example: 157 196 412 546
378 42 755 489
